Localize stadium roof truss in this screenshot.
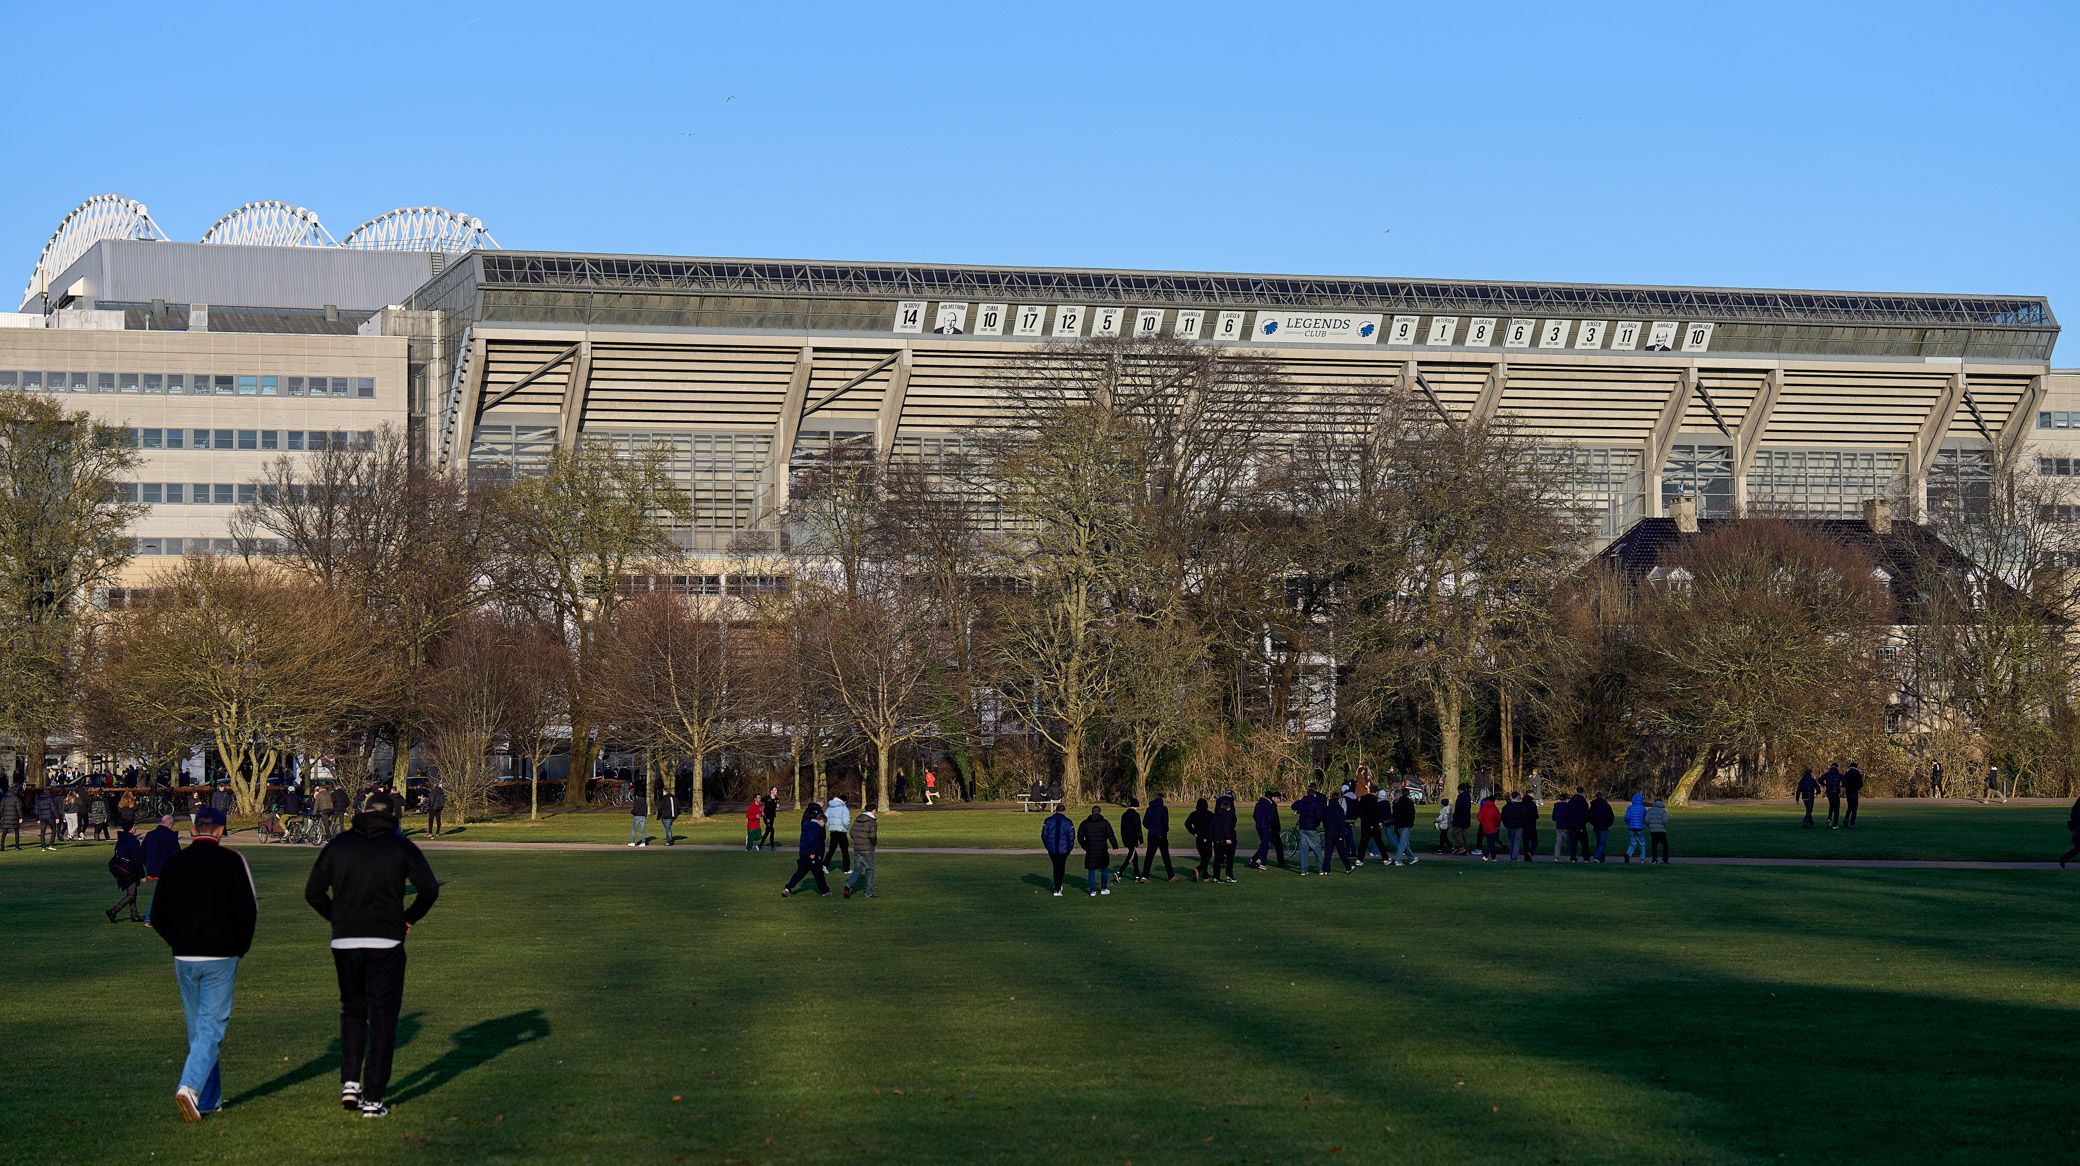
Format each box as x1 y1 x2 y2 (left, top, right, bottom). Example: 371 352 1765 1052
342 206 499 253
22 194 168 307
199 201 338 248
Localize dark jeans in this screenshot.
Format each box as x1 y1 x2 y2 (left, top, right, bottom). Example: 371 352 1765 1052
1826 794 1841 826
1844 795 1860 827
1521 828 1538 860
1251 826 1285 867
760 821 777 850
1592 828 1609 861
1116 843 1140 877
1650 832 1670 862
1801 797 1814 827
426 812 442 836
826 830 851 872
1327 829 1354 870
334 946 408 1102
1213 840 1236 879
785 855 829 894
0 825 18 848
39 818 59 846
1359 825 1390 861
1049 852 1068 892
1194 838 1213 878
1141 836 1173 879
1570 827 1590 861
109 881 141 919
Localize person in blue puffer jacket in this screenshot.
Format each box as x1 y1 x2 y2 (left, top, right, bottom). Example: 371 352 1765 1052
1623 793 1648 863
1041 805 1076 896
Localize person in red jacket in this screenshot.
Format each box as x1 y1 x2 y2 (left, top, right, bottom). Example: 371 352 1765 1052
1476 794 1502 861
744 797 764 852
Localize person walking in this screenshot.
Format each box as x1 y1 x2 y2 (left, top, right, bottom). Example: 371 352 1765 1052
1324 789 1357 872
62 788 82 842
1250 790 1284 870
744 796 765 851
893 771 907 805
825 796 853 873
1042 805 1075 897
1796 769 1818 828
1520 793 1541 862
1822 763 1844 827
1449 785 1473 857
1078 805 1119 896
1476 793 1501 861
760 787 780 851
1116 797 1143 882
1212 793 1239 884
1140 794 1175 883
1623 793 1648 863
303 789 441 1118
144 813 181 876
1185 797 1215 883
1501 793 1526 861
1588 792 1614 862
0 784 21 850
627 781 650 848
423 782 446 838
657 787 679 846
35 786 60 850
88 790 111 841
1565 789 1591 862
781 804 831 897
1295 785 1327 875
2060 796 2080 868
1390 785 1418 866
842 806 878 899
1929 759 1946 799
1357 787 1390 864
149 806 257 1123
1645 798 1671 863
106 819 148 922
1982 763 2006 804
1843 762 1864 828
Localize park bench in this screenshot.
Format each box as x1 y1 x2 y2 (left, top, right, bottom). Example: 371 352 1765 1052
1015 794 1062 813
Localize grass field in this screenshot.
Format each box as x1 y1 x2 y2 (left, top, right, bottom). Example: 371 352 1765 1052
3 841 2077 1164
411 798 2078 863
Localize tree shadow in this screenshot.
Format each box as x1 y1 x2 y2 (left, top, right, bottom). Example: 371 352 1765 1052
386 1009 552 1105
1019 873 1057 891
223 1012 424 1109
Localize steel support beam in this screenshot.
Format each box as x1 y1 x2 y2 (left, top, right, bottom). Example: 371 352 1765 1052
557 341 593 449
448 332 487 474
1908 369 1969 516
1644 367 1698 516
803 351 899 419
481 343 579 415
1997 373 2048 460
876 349 913 461
760 347 815 521
1469 359 1508 425
1731 366 1784 513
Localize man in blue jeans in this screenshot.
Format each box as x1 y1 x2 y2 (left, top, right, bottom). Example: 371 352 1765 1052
1293 785 1327 875
147 806 258 1122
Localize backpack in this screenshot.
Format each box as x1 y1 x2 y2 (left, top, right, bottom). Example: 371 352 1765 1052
108 853 140 887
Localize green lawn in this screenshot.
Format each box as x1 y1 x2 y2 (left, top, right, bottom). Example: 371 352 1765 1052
417 798 2078 862
3 843 2077 1163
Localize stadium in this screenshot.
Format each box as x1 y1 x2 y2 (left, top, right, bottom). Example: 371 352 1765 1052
4 194 2073 572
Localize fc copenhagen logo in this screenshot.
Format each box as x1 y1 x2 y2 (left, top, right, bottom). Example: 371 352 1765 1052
1261 320 1278 335
1359 322 1376 338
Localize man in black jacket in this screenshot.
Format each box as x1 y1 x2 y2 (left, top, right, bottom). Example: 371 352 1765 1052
1843 762 1864 828
1139 794 1175 883
424 781 446 838
1587 792 1615 862
1566 789 1592 862
1116 798 1143 882
760 787 780 851
150 806 257 1123
1211 794 1239 883
1389 787 1418 865
628 781 649 847
304 790 440 1119
1250 791 1284 870
1356 788 1388 864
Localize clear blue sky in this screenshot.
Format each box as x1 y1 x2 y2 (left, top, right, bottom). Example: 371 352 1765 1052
6 1 2076 351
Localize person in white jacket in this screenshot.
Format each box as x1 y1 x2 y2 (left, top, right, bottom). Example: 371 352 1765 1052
824 796 853 873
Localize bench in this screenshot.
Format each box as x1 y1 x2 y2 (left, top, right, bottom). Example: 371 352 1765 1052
1015 794 1062 813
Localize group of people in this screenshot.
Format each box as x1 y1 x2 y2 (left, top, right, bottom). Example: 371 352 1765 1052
112 788 440 1122
779 796 880 900
0 783 140 849
1435 785 1672 864
1794 763 1867 828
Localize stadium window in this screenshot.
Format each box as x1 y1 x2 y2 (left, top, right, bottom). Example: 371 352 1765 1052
214 376 235 395
287 431 304 451
97 373 117 393
119 373 139 393
237 430 257 450
141 483 162 504
164 484 184 503
260 430 278 450
0 371 14 390
258 484 278 504
164 428 183 450
329 377 350 397
212 484 233 505
308 431 329 452
236 376 258 396
355 377 375 398
141 428 162 449
237 484 256 505
67 372 88 392
165 374 184 394
18 372 37 390
259 375 279 396
118 482 139 503
2061 413 2074 430
143 373 162 393
2042 412 2055 429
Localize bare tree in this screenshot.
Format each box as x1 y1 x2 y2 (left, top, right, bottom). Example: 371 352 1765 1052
486 439 689 805
422 613 529 827
807 580 936 813
0 390 143 783
603 589 752 820
102 557 391 814
1108 605 1220 805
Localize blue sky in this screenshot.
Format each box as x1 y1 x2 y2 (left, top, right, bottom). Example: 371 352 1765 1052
5 1 2076 350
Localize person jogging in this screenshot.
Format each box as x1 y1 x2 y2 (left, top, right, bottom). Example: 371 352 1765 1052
423 781 446 838
106 820 147 923
1139 794 1175 883
1078 805 1119 896
1116 798 1143 882
148 806 257 1123
303 790 441 1119
1796 769 1818 828
782 804 831 898
1250 791 1284 870
842 806 878 899
759 787 780 850
1042 805 1075 897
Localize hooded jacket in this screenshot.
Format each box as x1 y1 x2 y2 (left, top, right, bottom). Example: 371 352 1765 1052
1357 792 1383 829
1567 794 1591 831
1451 789 1472 829
1645 802 1670 832
1324 795 1351 834
1822 765 1844 796
303 810 441 942
852 810 878 854
1476 798 1501 833
1041 811 1075 855
152 837 257 959
1185 799 1212 840
826 798 852 833
1119 806 1143 847
1078 811 1118 868
1796 772 1817 801
1624 793 1647 829
1253 796 1281 835
798 813 826 858
1143 797 1170 837
1294 792 1326 832
1213 796 1238 844
629 783 648 817
1499 798 1526 831
1589 797 1614 831
1391 792 1416 830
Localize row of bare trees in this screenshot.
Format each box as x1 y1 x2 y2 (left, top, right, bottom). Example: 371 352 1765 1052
7 338 2080 812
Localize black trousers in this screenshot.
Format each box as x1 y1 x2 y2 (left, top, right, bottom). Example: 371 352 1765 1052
1251 826 1284 867
39 818 59 846
826 830 851 872
1141 836 1173 879
1801 797 1814 827
0 824 17 848
1826 794 1841 826
1116 843 1140 877
1213 840 1236 880
1358 825 1389 861
109 881 140 918
1650 832 1670 862
335 946 408 1102
1194 837 1213 877
785 856 829 894
760 821 777 850
1570 827 1590 861
1844 795 1859 826
1049 852 1068 892
1327 829 1353 870
426 811 442 836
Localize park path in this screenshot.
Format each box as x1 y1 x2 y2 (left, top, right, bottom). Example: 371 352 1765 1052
412 839 2069 871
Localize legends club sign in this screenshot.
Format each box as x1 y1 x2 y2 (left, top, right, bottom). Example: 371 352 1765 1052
1248 311 1382 345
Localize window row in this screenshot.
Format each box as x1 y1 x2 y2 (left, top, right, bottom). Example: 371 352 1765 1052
2038 411 2080 430
2 370 375 397
123 428 376 452
2039 457 2080 477
129 537 283 556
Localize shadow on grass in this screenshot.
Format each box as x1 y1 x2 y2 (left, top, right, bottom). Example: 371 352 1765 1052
224 1012 425 1109
387 1008 553 1105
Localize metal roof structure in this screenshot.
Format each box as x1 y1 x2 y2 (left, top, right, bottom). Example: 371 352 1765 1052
199 201 338 248
473 251 2055 331
341 207 499 253
22 194 169 308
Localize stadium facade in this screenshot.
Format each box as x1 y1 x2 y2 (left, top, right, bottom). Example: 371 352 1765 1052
4 194 2077 586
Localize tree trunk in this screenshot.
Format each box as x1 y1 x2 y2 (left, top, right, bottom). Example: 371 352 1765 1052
1669 746 1713 805
562 718 596 806
788 732 803 810
875 739 892 813
689 746 708 820
28 732 47 788
1132 743 1154 808
1062 721 1086 806
1498 683 1515 787
812 738 828 804
392 726 410 791
1436 682 1464 795
529 752 540 820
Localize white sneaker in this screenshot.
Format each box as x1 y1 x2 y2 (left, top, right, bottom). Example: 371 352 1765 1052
627 842 637 847
175 1086 201 1123
1101 888 1111 895
1051 890 1062 897
1407 856 1420 865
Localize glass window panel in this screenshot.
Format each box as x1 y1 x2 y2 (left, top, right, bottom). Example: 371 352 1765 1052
261 430 278 450
19 372 38 390
355 377 375 398
259 375 278 396
213 484 233 505
164 428 183 449
214 376 234 395
165 484 185 503
286 376 305 396
166 374 184 393
330 377 349 396
236 376 258 396
237 484 256 505
215 429 233 449
238 430 258 450
142 428 162 449
142 483 162 504
287 431 304 451
143 373 162 392
0 371 14 389
98 373 117 392
119 373 139 393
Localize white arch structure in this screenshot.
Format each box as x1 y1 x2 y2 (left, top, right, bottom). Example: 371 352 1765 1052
341 206 499 253
199 200 338 248
22 194 168 308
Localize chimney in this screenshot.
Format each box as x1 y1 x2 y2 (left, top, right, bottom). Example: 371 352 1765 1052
1864 497 1892 534
1670 495 1699 534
